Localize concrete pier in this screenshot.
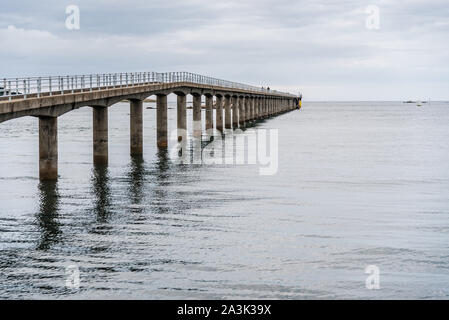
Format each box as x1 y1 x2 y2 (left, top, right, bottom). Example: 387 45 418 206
130 99 143 156
39 117 58 180
216 95 224 132
177 93 187 141
205 95 213 132
157 94 168 148
232 96 239 128
225 95 232 129
193 94 202 137
93 106 108 165
1 71 301 180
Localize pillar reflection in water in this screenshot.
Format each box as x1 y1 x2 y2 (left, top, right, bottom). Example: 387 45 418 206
127 156 145 211
152 149 171 215
91 164 111 223
36 180 61 250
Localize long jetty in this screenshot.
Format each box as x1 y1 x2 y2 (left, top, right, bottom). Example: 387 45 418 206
0 72 301 179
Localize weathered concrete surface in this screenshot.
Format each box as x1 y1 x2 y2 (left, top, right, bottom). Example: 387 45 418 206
205 95 213 131
255 98 260 119
39 117 58 180
232 96 239 128
250 98 254 120
225 96 231 129
216 96 223 132
157 94 168 148
193 94 202 138
92 106 108 165
176 93 186 141
130 99 143 156
239 97 245 127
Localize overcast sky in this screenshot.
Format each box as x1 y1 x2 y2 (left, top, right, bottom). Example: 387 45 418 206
1 0 448 100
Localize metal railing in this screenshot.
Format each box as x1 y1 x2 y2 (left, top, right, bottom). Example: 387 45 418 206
0 71 296 101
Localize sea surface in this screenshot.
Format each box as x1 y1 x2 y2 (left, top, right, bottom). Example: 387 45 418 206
1 101 449 299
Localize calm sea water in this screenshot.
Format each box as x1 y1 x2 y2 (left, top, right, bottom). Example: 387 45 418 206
1 101 449 299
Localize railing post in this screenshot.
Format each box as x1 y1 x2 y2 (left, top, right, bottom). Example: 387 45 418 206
8 80 11 101
3 79 6 99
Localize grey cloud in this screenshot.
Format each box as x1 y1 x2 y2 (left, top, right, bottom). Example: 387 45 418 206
1 0 448 100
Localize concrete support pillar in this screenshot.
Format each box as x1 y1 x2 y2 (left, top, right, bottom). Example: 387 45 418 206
205 95 213 132
39 117 58 180
244 97 249 124
232 96 238 128
261 98 265 117
177 93 187 141
157 94 168 148
225 96 232 129
239 97 245 127
251 97 255 121
93 106 108 165
193 94 202 137
255 98 258 119
245 96 249 123
130 99 143 156
265 99 268 116
216 96 224 132
247 97 251 121
265 98 268 117
254 97 260 120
